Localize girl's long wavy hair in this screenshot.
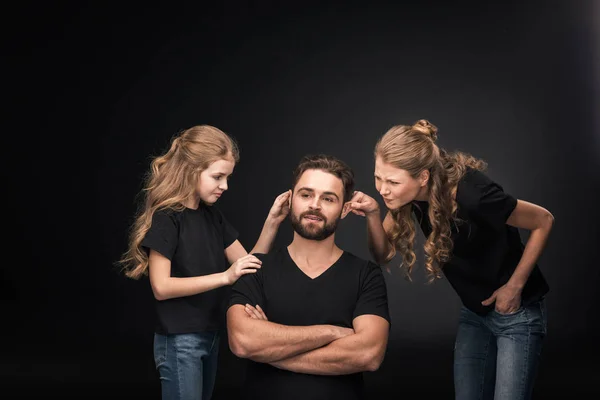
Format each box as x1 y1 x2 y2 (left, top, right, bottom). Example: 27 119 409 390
375 119 486 282
118 125 239 279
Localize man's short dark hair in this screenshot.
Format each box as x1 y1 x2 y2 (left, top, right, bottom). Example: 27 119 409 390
292 154 355 202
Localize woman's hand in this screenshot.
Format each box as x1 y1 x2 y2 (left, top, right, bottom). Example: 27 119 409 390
481 283 523 314
346 191 380 217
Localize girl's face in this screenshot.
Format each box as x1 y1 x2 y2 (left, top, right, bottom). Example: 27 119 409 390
374 156 428 209
196 158 235 205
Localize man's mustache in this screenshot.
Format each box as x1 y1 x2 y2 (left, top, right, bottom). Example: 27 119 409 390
299 211 326 221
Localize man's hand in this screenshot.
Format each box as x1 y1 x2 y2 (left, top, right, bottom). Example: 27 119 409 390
244 303 269 320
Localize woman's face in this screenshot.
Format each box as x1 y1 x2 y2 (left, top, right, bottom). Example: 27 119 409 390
374 156 428 209
196 158 235 205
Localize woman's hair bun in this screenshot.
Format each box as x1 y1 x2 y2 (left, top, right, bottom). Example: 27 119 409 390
412 119 438 141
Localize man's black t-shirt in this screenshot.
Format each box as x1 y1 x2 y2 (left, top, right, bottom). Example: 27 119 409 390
141 205 238 334
412 168 549 315
229 248 390 400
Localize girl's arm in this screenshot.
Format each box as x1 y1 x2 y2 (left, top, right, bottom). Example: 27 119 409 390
148 250 261 300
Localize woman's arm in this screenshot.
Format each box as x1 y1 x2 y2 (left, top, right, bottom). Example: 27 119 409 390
505 200 554 287
482 199 554 312
367 211 396 264
348 191 395 265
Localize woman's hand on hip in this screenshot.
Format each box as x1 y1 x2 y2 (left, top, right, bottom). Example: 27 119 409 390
482 283 523 314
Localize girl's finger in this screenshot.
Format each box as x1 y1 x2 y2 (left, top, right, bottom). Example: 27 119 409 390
241 269 258 275
242 261 262 269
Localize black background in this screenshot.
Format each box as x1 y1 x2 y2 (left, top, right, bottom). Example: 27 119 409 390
3 1 599 398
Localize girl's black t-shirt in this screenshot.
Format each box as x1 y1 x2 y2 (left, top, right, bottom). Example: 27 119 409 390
141 205 238 333
412 168 549 315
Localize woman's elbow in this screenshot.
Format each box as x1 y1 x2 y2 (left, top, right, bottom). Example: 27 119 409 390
372 249 393 266
545 210 555 228
540 209 555 231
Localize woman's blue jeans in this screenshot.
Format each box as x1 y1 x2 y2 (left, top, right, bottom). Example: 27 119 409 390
154 331 220 400
454 299 547 400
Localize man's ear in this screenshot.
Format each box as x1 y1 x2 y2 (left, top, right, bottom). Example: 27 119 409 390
341 201 352 219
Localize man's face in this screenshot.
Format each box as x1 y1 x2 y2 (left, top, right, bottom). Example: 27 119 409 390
290 169 345 241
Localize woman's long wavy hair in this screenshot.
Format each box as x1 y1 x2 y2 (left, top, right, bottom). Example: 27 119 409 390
375 119 486 282
118 125 239 279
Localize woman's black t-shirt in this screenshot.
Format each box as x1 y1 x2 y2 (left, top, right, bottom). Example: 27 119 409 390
141 205 238 333
412 168 549 315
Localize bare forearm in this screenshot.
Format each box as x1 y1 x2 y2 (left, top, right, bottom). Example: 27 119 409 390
508 225 553 289
366 213 393 264
153 273 227 301
228 308 343 363
270 334 384 375
250 218 280 254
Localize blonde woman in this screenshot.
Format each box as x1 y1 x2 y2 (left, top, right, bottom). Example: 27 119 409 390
118 125 289 400
348 120 553 400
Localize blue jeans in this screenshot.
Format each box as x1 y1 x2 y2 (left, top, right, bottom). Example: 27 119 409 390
454 299 547 400
154 331 220 400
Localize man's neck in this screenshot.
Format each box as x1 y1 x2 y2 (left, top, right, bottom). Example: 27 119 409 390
287 234 343 270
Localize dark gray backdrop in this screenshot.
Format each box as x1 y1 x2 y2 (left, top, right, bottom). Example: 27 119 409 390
3 1 599 398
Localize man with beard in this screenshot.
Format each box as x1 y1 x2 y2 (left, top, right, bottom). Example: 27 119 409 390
226 154 391 400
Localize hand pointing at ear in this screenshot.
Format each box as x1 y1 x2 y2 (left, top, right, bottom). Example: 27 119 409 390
346 191 380 217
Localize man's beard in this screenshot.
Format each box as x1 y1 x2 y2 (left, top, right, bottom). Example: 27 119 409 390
290 208 341 241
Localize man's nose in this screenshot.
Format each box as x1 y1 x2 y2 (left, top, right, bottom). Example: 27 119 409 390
309 197 321 209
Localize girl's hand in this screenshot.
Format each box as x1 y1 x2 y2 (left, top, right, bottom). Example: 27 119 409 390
267 190 292 224
224 254 262 285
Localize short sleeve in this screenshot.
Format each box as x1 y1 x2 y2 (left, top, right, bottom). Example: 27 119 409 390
213 206 239 248
466 170 518 230
353 262 390 324
140 210 178 260
228 254 266 309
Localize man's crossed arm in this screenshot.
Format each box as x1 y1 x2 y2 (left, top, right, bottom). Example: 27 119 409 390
227 303 389 375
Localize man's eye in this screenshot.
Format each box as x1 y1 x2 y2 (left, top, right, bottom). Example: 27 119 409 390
324 198 333 202
390 181 399 185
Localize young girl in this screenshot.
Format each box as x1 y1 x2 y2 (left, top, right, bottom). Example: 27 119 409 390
118 125 289 400
348 120 553 400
